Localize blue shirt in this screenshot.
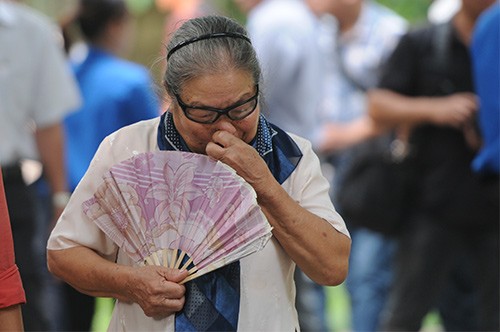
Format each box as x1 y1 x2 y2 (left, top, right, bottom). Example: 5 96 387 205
64 46 159 190
471 3 500 174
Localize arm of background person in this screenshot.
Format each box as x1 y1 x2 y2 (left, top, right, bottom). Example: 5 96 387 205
35 123 70 220
47 246 188 318
316 115 386 154
31 12 81 222
368 88 478 129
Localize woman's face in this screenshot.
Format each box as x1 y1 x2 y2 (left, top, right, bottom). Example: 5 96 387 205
171 69 260 154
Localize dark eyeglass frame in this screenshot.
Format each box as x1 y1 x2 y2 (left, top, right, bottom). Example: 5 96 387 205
174 85 259 124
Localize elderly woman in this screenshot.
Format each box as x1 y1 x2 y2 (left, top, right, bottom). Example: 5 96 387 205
47 15 350 331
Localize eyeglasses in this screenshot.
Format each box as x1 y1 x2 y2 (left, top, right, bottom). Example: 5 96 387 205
174 85 259 124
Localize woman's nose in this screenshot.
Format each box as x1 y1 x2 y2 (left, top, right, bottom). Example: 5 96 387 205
213 116 237 135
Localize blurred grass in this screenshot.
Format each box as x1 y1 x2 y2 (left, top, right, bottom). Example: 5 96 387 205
326 284 352 331
91 297 114 332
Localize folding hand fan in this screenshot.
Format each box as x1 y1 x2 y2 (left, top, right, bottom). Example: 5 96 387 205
82 151 272 283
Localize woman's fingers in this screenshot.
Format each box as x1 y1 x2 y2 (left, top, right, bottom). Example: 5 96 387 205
128 266 188 318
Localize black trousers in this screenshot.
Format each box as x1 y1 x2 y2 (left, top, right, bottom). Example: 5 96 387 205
33 176 95 331
380 217 499 331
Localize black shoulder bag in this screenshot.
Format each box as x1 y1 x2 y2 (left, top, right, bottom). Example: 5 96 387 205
334 130 416 236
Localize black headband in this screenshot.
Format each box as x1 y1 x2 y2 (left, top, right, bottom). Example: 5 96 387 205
167 32 252 61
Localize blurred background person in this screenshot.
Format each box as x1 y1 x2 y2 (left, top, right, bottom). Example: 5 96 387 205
157 0 217 40
57 0 160 330
0 170 26 331
0 0 81 330
234 0 324 143
434 2 500 329
459 7 500 327
307 0 407 331
368 0 499 330
234 0 329 330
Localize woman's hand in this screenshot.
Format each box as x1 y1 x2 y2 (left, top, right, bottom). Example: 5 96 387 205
125 266 188 318
206 130 276 196
206 130 350 286
48 247 189 318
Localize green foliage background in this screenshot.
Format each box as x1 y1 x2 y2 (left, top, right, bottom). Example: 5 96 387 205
375 0 433 23
214 0 434 24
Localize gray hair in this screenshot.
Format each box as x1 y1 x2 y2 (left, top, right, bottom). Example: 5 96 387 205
164 16 261 98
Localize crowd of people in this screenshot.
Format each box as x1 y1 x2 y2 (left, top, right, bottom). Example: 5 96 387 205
1 0 498 331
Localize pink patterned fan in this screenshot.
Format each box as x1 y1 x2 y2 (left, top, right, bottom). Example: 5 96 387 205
82 151 272 283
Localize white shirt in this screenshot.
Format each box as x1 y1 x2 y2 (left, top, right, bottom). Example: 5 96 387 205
0 1 80 165
47 117 349 331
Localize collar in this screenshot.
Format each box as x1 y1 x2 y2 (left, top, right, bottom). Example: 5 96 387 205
159 111 278 158
157 111 302 185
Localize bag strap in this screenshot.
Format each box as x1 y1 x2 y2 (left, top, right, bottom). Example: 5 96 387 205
335 32 369 92
432 21 452 70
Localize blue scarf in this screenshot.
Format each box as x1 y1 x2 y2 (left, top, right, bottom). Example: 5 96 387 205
157 111 302 331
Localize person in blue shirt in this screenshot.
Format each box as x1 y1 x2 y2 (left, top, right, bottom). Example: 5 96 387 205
65 0 160 192
61 0 159 329
470 2 499 175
